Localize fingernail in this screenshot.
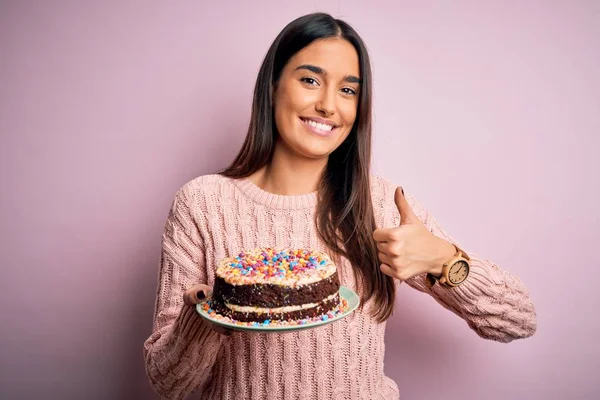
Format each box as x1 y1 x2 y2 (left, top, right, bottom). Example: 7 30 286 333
196 291 205 300
401 187 405 195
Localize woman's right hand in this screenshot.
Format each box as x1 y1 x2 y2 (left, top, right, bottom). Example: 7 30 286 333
183 283 233 336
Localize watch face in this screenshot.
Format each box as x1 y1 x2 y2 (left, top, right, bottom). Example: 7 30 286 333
449 260 469 284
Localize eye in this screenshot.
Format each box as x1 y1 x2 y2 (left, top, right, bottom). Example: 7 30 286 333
300 77 319 86
341 87 357 96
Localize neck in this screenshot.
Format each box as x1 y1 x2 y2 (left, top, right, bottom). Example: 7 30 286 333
248 140 327 196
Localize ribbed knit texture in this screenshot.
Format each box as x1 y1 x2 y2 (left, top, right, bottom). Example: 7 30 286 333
143 174 537 400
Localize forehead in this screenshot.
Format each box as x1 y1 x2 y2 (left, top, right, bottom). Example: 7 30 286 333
288 38 360 77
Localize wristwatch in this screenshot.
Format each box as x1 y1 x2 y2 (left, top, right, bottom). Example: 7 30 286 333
426 245 470 288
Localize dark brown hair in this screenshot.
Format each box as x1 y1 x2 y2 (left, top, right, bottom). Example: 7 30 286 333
217 12 395 322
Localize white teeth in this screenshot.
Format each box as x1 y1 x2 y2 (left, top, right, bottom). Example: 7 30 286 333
305 119 333 132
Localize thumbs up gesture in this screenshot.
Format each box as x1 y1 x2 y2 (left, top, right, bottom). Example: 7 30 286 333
372 187 456 282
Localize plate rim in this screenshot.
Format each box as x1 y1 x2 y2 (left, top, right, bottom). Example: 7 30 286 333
196 285 359 332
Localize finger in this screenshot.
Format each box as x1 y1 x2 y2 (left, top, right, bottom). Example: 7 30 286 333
376 241 393 255
377 250 394 265
379 263 399 279
394 187 418 226
183 283 212 305
378 241 405 258
373 227 394 243
380 262 410 281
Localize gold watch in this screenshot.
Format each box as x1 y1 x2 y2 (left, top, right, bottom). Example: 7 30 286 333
426 245 470 288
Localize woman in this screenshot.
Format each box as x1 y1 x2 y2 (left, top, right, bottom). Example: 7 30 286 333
143 12 537 400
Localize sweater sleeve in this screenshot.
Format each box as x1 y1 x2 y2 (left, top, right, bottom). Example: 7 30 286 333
143 183 226 399
400 191 538 343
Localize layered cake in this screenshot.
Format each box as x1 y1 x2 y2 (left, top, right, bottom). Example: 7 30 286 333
210 248 341 323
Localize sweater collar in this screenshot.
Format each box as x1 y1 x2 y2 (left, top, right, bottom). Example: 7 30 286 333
231 177 318 210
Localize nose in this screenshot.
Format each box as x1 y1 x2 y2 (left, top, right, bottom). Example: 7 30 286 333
315 87 336 117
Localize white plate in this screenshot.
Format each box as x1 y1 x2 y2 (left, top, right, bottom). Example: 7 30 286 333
196 286 359 333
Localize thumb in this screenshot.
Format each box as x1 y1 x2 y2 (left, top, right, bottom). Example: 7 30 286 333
395 186 417 225
183 283 212 306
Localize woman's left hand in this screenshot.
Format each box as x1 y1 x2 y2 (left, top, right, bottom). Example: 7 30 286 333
373 187 456 282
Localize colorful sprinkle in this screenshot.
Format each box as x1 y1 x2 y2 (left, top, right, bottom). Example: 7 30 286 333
216 248 336 286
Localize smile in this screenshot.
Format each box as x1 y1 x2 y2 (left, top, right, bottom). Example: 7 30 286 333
299 117 337 137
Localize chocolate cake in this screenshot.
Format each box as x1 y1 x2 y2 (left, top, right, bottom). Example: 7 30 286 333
211 248 340 323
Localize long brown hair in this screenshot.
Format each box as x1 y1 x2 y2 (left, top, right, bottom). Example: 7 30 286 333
217 12 395 322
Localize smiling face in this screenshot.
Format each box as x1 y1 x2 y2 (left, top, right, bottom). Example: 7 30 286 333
272 38 361 159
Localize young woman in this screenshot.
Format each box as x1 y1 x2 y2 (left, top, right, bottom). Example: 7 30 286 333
143 12 537 400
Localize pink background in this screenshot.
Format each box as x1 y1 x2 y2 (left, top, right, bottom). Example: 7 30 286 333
1 1 598 399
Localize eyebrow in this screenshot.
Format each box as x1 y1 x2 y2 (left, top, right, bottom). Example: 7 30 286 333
295 64 362 84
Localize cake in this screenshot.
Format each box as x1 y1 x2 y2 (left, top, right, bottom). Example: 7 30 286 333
210 247 341 323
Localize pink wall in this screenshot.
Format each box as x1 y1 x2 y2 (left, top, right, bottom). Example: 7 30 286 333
1 1 598 399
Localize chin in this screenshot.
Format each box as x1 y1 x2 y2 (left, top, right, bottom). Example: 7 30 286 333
300 144 338 159
307 133 348 155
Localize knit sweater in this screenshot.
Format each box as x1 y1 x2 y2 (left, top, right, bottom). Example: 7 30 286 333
143 174 537 400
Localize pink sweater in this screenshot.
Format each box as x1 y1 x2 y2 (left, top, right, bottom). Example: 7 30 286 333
143 174 537 400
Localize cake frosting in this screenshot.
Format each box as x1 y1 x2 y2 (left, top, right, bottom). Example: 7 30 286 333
211 247 341 322
215 247 337 286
